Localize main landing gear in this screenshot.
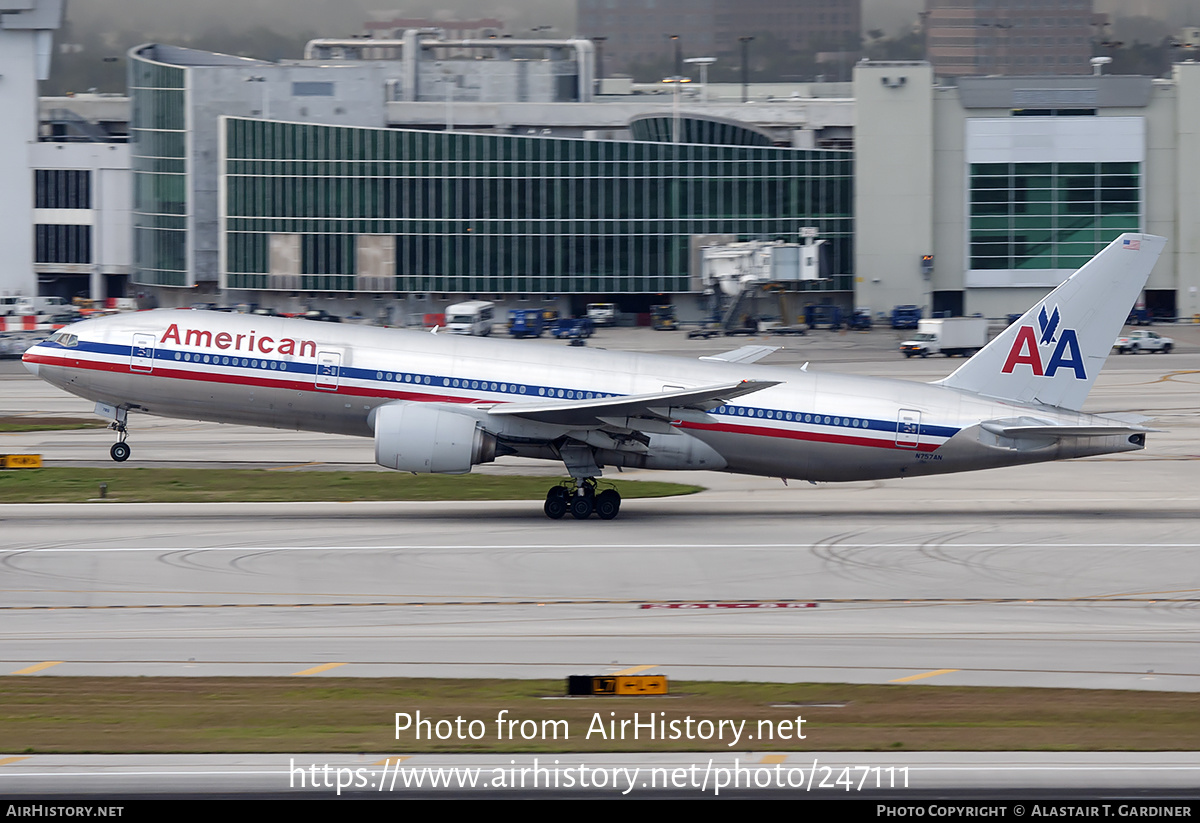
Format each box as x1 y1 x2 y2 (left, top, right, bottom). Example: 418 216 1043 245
109 420 131 462
543 478 621 521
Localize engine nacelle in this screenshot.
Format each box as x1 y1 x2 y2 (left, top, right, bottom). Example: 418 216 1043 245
374 403 497 474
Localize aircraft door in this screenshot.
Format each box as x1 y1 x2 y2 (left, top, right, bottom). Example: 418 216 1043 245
130 333 155 373
315 351 341 390
895 409 921 448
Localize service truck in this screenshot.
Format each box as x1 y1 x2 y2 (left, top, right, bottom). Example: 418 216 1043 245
900 317 988 358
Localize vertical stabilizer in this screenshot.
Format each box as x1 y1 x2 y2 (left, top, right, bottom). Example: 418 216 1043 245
938 233 1166 410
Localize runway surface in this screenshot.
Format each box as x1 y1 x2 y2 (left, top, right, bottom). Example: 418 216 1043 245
3 342 1199 691
2 752 1199 798
4 332 1200 798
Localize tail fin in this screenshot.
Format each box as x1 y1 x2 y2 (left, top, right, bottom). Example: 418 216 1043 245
939 233 1166 410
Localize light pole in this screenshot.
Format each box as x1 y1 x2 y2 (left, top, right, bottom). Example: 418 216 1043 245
668 34 681 78
738 36 754 103
662 76 691 143
435 62 454 131
592 36 607 94
684 56 716 104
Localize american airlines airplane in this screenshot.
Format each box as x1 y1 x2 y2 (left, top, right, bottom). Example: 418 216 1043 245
22 233 1165 521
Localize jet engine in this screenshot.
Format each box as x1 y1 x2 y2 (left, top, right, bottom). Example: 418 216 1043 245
374 402 497 474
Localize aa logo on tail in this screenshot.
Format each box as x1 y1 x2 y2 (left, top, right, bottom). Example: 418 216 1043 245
1001 305 1086 379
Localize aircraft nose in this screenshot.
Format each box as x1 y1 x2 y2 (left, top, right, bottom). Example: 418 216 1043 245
21 349 39 377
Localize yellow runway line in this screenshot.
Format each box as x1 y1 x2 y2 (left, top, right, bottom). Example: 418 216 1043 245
10 661 63 675
890 668 959 683
291 662 347 676
611 664 658 675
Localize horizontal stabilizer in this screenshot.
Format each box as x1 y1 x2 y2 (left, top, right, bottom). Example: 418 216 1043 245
981 420 1158 439
700 345 780 364
489 379 780 427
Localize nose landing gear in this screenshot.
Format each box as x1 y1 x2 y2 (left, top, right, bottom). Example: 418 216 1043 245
108 419 130 462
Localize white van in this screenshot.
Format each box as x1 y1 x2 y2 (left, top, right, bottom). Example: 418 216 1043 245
444 300 495 336
14 296 79 317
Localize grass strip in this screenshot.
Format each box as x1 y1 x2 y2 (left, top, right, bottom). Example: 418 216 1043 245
1 678 1197 754
0 467 701 504
0 416 107 432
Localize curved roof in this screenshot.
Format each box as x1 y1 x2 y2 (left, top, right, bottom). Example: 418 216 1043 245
628 113 774 147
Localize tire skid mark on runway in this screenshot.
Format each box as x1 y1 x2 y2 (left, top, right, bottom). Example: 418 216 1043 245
811 530 921 584
916 528 1029 585
156 549 251 577
227 550 291 577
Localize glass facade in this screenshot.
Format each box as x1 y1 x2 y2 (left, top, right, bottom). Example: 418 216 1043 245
34 170 91 209
969 161 1141 271
35 224 92 264
129 51 189 287
629 115 773 147
223 118 853 294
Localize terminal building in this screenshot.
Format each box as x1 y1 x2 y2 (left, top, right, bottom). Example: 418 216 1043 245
853 60 1200 321
127 36 853 322
5 13 1200 324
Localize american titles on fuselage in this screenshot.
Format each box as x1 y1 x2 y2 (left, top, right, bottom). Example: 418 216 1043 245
160 322 317 359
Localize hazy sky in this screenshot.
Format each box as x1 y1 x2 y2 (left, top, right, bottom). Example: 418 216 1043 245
62 0 1196 42
63 1 575 38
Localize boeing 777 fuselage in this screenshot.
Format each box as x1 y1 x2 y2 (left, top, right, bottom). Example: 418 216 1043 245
22 234 1166 520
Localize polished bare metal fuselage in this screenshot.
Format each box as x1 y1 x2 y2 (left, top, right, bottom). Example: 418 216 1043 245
25 310 1141 483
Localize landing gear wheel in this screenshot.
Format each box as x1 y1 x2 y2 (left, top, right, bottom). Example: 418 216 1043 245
110 442 131 462
544 486 568 519
595 489 621 520
570 493 594 520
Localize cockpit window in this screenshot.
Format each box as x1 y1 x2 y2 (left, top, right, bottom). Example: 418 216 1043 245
49 332 78 347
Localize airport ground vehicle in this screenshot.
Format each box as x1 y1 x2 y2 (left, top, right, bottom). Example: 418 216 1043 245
298 310 342 323
552 317 594 339
0 297 23 315
848 308 872 330
586 303 616 327
803 305 842 330
890 305 922 329
900 317 988 358
508 309 545 338
23 234 1165 521
1126 308 1151 326
445 301 494 336
652 305 677 330
1113 329 1173 354
13 297 79 317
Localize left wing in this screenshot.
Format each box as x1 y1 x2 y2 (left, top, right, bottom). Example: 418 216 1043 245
700 345 780 364
487 379 780 429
